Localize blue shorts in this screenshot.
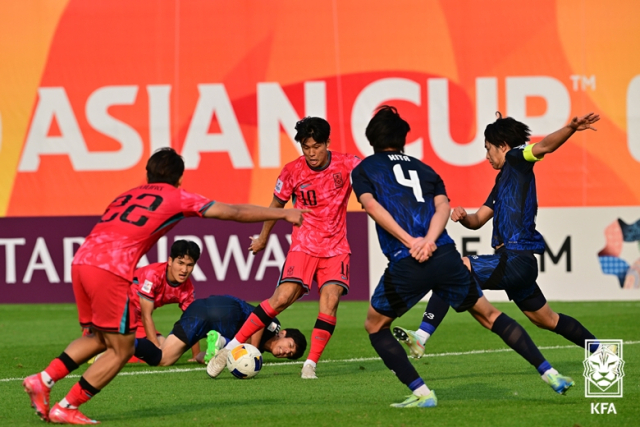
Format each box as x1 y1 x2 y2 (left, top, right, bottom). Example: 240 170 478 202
170 295 254 347
468 248 542 304
371 244 482 318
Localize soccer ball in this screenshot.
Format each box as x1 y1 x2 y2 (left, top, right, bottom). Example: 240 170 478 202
226 344 263 379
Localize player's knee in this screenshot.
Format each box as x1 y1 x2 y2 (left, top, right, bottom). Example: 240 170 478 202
364 319 378 334
530 317 554 330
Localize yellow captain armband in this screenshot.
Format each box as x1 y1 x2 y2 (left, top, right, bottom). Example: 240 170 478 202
523 143 542 162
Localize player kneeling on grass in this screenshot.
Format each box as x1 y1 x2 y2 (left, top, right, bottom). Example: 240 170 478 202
134 294 307 367
351 106 575 409
129 239 202 362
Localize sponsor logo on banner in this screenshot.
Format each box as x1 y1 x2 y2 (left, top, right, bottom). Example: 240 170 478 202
583 339 624 398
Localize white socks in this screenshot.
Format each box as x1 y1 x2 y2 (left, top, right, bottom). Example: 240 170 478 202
413 384 431 397
225 338 240 350
541 368 559 383
415 330 430 346
40 372 54 389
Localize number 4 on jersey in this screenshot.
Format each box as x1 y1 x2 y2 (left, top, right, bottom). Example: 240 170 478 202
393 164 424 202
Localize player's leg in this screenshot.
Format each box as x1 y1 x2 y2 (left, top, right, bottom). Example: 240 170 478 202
368 256 449 407
397 256 471 352
394 292 450 358
467 296 574 394
517 287 600 352
365 306 437 408
301 254 349 378
48 266 136 424
301 283 343 379
207 281 305 378
23 265 108 422
49 331 135 424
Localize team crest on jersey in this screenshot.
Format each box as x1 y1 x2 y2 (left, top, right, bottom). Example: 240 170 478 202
286 266 295 276
141 280 153 293
275 178 283 194
333 173 344 188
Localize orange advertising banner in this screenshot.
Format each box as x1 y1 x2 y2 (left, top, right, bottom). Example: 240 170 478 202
1 0 639 217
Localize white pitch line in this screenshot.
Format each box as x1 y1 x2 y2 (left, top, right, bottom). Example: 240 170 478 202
3 340 638 383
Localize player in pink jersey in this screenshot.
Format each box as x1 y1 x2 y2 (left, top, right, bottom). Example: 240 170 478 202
131 240 200 361
207 117 361 380
23 148 308 424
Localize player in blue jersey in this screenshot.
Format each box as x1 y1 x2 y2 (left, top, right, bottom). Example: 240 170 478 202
394 112 603 361
352 106 576 408
133 295 307 367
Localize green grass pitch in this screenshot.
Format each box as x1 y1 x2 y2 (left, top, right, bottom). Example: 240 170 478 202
1 300 638 426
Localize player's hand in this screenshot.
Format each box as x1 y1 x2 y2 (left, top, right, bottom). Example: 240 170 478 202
187 358 197 363
248 235 267 254
451 206 467 222
410 238 437 263
570 112 600 132
285 208 311 226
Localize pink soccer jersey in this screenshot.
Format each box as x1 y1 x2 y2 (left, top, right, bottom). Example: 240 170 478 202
130 262 195 323
274 151 361 257
73 183 213 281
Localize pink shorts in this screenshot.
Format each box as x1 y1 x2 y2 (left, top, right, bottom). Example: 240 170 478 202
72 264 135 334
280 252 350 295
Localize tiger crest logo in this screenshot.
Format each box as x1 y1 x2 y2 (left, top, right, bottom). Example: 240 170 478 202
583 340 624 398
333 173 344 188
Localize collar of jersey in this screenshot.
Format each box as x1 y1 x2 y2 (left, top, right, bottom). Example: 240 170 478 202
306 151 332 172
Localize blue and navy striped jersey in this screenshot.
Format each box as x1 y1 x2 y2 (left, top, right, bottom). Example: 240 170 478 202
351 151 454 262
484 145 545 253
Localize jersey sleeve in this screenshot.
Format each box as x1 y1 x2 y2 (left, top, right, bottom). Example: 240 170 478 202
273 164 294 203
350 163 375 199
348 154 362 171
506 145 536 171
432 170 448 197
180 189 215 218
136 269 158 302
179 283 195 311
483 183 498 210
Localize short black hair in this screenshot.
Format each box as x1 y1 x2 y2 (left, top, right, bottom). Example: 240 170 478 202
170 240 201 263
365 105 410 153
283 328 307 360
294 117 330 145
484 112 531 149
146 147 184 185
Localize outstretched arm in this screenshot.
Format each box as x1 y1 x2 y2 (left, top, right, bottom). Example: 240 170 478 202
204 202 308 226
248 197 286 254
531 112 600 159
451 205 494 230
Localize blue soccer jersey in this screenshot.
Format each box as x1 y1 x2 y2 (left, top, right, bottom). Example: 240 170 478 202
351 151 454 262
484 145 545 253
172 295 280 350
